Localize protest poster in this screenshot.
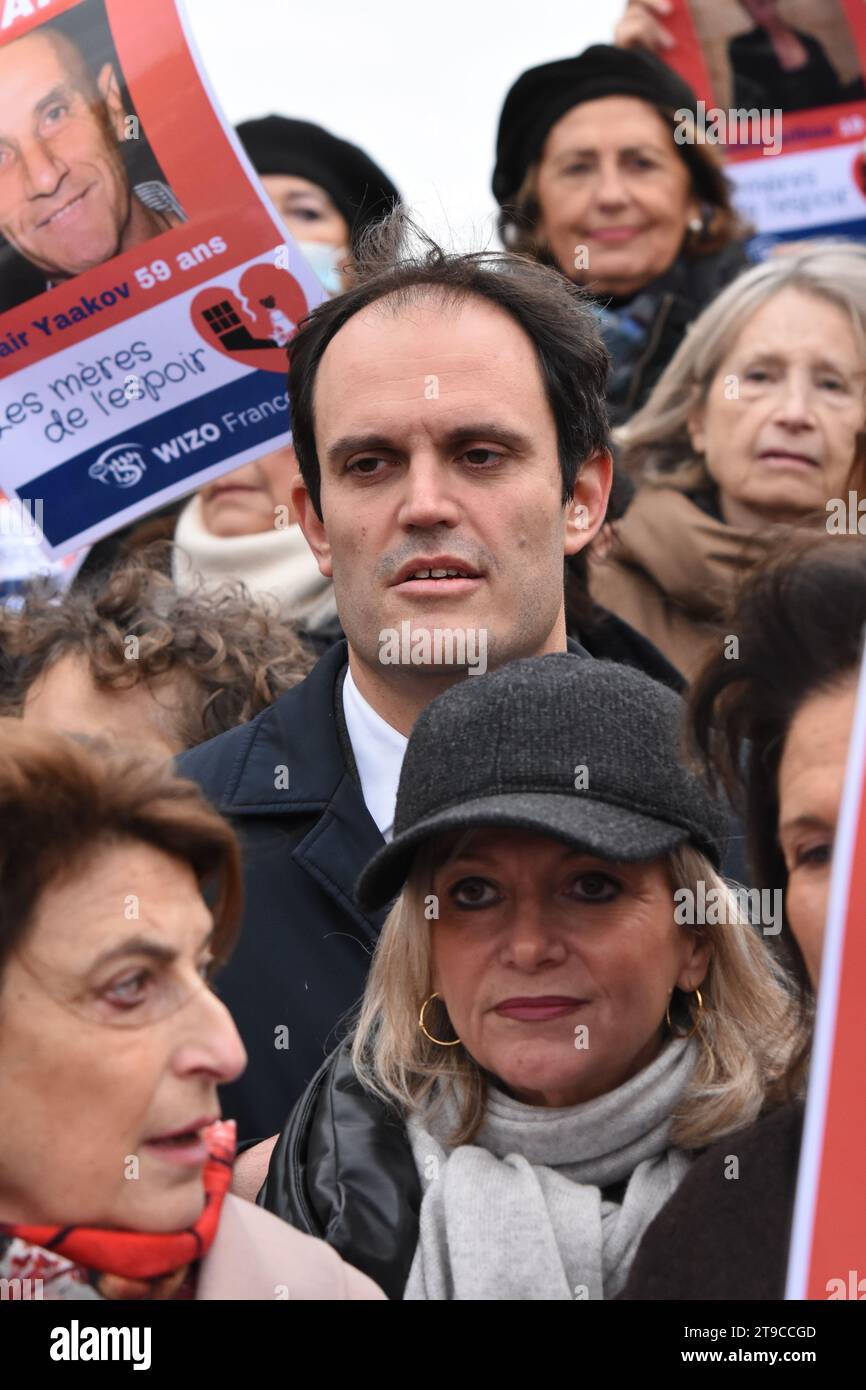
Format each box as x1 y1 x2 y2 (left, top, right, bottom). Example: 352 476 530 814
0 0 323 558
665 1 866 251
785 637 866 1300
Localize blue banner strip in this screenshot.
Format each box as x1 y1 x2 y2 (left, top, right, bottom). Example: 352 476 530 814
27 369 291 546
747 218 866 259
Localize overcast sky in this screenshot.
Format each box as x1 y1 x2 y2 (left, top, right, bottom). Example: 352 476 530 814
183 0 625 248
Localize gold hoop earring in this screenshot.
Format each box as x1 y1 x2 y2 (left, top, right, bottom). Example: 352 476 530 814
666 987 704 1040
419 992 461 1047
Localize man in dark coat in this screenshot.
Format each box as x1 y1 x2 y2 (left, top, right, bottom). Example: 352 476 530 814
179 215 613 1142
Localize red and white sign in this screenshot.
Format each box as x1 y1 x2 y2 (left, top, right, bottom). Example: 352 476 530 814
0 0 323 556
666 0 866 248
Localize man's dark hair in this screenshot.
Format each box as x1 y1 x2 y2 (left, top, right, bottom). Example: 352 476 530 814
289 211 611 519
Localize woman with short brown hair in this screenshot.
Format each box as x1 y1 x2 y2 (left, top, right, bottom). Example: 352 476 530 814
0 725 383 1301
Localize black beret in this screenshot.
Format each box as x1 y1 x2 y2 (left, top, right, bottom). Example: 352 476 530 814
236 115 401 249
492 44 717 207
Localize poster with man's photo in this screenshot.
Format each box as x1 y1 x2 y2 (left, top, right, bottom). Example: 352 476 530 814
0 0 322 557
666 0 866 250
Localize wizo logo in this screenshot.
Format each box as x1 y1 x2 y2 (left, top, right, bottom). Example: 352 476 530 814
88 443 147 488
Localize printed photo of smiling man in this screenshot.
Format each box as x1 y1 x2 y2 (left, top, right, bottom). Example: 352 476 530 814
0 0 186 312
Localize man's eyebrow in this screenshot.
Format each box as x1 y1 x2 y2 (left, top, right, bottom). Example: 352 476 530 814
325 423 533 465
34 84 75 118
88 927 214 972
325 433 392 464
440 424 533 452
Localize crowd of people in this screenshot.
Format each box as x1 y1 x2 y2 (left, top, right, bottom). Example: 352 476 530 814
1 7 864 1302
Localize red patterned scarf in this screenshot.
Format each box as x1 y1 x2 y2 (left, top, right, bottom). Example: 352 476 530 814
0 1119 235 1300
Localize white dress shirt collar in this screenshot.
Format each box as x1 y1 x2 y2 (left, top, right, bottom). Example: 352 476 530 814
342 666 408 842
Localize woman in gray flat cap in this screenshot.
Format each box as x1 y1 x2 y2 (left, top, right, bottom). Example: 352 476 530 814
258 655 806 1301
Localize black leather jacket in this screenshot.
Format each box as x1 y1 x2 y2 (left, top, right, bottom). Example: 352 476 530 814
257 1039 421 1301
257 1037 651 1301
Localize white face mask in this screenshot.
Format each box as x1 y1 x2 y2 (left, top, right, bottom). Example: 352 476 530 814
297 241 349 296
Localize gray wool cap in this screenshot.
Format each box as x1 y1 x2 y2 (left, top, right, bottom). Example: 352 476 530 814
355 654 729 911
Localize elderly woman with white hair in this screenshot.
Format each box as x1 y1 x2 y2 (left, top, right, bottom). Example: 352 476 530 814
590 241 866 680
257 655 804 1301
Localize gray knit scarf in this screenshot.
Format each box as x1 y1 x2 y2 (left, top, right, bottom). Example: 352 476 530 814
403 1038 695 1301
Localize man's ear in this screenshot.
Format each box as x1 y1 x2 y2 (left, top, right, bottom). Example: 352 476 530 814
291 470 332 578
97 63 126 140
564 448 613 557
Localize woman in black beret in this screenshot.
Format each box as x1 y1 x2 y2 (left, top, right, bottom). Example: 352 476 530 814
236 115 401 297
492 44 752 426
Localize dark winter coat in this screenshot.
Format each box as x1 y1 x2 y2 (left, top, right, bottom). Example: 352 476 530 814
620 1102 803 1300
177 640 388 1141
257 1038 421 1302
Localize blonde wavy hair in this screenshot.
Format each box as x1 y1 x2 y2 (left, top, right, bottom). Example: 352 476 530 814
352 838 807 1150
615 240 866 494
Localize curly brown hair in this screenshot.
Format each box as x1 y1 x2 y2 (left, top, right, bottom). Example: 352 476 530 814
0 547 316 751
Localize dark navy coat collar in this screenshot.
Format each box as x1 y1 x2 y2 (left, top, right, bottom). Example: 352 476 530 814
219 638 352 816
218 635 590 817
